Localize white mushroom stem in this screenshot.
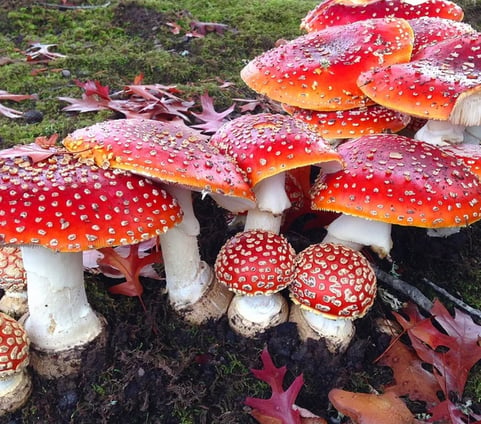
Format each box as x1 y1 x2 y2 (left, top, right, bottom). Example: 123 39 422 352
463 125 481 145
244 173 291 234
21 246 102 351
415 120 465 146
322 214 393 258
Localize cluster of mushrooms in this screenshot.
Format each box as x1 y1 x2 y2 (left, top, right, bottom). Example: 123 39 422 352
1 0 481 416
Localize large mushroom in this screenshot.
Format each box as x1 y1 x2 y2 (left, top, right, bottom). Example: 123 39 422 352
300 0 464 32
357 33 481 145
0 151 182 377
63 118 255 324
289 243 377 353
214 229 296 337
209 113 344 233
0 312 31 415
240 17 414 112
311 134 481 257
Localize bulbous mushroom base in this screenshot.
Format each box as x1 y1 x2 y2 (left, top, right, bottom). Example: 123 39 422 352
0 292 28 319
24 313 108 379
289 303 354 354
0 370 32 416
227 293 289 338
175 277 233 325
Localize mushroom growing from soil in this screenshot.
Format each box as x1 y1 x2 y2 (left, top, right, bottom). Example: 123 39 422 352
0 247 28 318
311 134 481 257
0 312 31 415
214 229 296 337
209 113 343 233
289 243 377 353
300 0 464 33
0 151 182 378
357 33 481 146
63 118 255 324
240 17 414 112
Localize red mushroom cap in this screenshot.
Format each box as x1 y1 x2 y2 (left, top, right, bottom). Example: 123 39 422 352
0 247 26 291
357 33 481 125
289 243 377 319
209 113 344 185
241 18 414 111
0 153 182 252
0 312 29 375
283 103 410 139
311 134 481 228
214 230 296 296
301 0 464 32
409 17 475 59
62 118 254 203
441 144 481 179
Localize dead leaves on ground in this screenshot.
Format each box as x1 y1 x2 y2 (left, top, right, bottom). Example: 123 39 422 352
246 300 481 424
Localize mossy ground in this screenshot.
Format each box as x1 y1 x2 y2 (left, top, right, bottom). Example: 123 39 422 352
1 1 481 423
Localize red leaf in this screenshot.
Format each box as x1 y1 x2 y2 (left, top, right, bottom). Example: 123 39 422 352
0 143 59 163
75 79 111 100
190 92 235 133
245 348 304 424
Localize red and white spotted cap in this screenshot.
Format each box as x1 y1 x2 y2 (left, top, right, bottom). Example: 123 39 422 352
289 243 377 319
0 152 182 252
214 229 296 296
0 312 29 376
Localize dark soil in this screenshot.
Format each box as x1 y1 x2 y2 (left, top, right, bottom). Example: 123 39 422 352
1 1 481 424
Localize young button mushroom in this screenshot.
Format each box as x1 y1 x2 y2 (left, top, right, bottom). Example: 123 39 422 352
0 312 31 415
0 247 28 318
0 152 182 378
289 243 377 353
311 134 481 257
63 118 254 324
210 113 344 233
240 18 414 112
301 0 464 32
214 230 296 337
357 33 481 145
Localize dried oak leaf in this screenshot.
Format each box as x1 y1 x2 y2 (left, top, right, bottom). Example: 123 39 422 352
190 92 235 133
328 389 417 424
0 143 59 163
0 90 37 118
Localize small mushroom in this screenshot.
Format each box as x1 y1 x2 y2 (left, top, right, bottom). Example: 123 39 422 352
241 18 414 111
289 243 376 353
0 151 182 378
0 312 31 415
215 230 296 337
0 247 27 318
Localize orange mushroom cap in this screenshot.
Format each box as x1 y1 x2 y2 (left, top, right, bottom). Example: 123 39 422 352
0 153 182 252
209 113 344 185
290 243 376 319
214 230 296 296
283 103 410 139
311 134 481 228
62 118 254 202
357 33 481 125
0 312 29 375
241 18 414 111
301 0 464 32
441 144 481 179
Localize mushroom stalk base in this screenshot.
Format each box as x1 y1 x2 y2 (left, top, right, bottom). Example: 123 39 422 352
0 291 28 319
21 313 108 379
289 303 354 354
0 371 32 416
227 293 289 338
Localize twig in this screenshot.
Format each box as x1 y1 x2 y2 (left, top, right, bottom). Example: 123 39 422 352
33 1 111 9
373 266 433 312
422 277 481 321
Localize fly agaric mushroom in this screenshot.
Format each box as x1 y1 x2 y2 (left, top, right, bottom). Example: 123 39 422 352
283 103 410 143
240 18 414 112
0 312 31 415
214 230 296 337
289 243 376 353
301 0 464 33
357 33 481 146
311 134 481 257
63 118 254 324
0 151 182 378
0 247 28 318
209 113 343 233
